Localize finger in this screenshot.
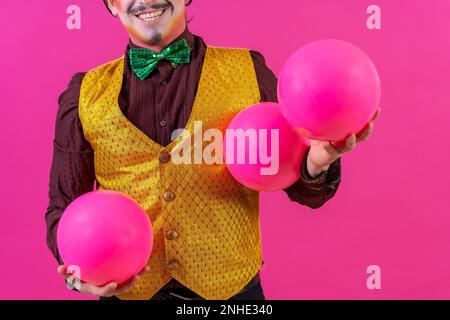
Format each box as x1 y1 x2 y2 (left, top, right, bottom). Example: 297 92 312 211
330 138 347 150
57 265 67 276
309 139 322 146
345 134 357 150
332 134 356 154
372 107 381 122
92 282 119 297
325 141 343 157
356 122 373 143
138 265 150 276
77 282 103 295
114 276 141 295
123 274 141 289
57 265 79 279
329 134 356 153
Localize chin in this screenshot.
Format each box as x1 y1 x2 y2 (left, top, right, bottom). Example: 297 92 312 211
128 26 163 45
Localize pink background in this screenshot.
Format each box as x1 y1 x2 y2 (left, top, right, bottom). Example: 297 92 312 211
1 0 449 299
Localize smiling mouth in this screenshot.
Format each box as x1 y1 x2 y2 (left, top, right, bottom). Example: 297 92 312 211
135 9 167 22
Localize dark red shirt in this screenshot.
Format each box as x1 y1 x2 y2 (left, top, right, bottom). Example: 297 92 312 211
45 28 341 289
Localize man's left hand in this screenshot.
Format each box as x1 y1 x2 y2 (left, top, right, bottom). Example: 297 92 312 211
306 108 382 178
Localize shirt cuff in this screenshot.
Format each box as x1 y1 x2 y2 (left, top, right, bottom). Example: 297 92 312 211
299 147 342 192
300 147 328 189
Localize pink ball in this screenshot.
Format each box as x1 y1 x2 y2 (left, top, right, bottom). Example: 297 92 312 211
57 190 153 286
278 39 381 142
224 102 308 192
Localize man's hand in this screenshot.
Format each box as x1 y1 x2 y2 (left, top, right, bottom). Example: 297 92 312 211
57 264 150 297
306 108 381 178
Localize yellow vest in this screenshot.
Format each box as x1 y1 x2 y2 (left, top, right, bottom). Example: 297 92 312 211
78 46 262 300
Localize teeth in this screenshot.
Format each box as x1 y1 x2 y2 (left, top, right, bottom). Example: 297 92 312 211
138 10 164 21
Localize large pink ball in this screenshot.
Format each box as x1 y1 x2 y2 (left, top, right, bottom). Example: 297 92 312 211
278 39 381 142
224 102 308 192
57 190 153 286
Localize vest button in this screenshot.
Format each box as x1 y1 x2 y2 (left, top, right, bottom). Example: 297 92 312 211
159 152 171 163
164 191 175 201
168 260 179 271
166 229 178 240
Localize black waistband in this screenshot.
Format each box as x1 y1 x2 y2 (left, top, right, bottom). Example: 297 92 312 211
157 271 261 300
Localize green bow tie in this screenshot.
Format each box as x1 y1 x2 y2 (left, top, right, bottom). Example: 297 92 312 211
129 39 192 80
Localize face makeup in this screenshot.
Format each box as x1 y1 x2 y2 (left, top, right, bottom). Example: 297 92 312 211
112 0 187 51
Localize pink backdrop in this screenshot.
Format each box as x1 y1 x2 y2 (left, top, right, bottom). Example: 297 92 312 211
1 0 449 299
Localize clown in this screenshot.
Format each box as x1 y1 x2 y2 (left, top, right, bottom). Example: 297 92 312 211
45 0 380 300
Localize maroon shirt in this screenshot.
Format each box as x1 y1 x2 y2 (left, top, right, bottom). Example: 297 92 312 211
45 28 341 289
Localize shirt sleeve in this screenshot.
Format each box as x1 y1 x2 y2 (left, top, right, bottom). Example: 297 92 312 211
250 50 342 209
45 72 96 264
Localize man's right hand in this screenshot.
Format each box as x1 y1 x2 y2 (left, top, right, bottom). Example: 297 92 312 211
57 265 149 297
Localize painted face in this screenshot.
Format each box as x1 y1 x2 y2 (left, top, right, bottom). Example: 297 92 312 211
109 0 187 49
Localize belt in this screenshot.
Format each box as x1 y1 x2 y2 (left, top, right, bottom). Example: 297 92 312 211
157 271 261 300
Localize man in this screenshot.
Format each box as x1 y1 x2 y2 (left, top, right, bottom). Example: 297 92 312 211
45 0 379 300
